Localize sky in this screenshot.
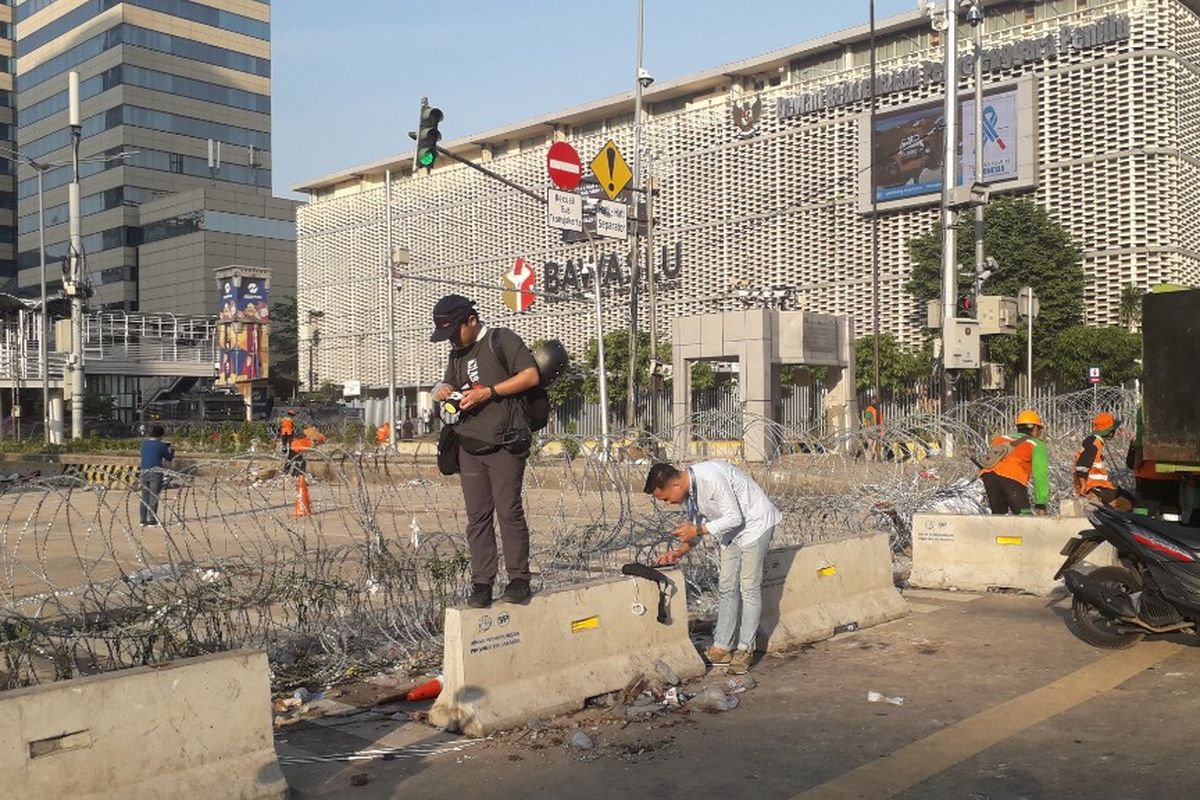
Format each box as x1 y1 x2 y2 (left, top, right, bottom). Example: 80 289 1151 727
271 0 917 199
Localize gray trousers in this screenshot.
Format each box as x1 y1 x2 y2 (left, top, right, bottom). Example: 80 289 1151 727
458 446 531 585
139 471 164 525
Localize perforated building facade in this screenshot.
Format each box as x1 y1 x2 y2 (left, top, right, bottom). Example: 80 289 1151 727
295 0 1200 393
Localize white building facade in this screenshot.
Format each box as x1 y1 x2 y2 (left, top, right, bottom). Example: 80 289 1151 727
295 0 1200 394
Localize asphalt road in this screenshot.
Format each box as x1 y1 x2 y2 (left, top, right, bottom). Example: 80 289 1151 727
277 589 1200 800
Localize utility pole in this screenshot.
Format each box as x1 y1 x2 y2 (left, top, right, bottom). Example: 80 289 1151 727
67 71 84 440
970 2 985 292
384 169 399 448
937 3 960 456
870 0 882 409
644 160 659 434
625 0 647 429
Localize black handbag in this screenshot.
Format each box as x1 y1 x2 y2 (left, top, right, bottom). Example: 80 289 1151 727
437 424 460 475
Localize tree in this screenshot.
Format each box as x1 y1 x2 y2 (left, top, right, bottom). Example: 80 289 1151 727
1044 326 1142 388
907 196 1085 374
582 330 671 408
269 296 300 400
853 334 932 394
1119 283 1143 332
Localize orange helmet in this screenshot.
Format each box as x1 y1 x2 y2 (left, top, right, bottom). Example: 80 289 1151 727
1092 412 1119 435
1015 409 1044 427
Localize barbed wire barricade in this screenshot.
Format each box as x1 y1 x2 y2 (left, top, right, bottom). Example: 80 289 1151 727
0 389 1136 691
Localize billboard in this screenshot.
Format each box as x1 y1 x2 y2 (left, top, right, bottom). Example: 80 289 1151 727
871 103 947 202
215 274 271 386
858 80 1036 214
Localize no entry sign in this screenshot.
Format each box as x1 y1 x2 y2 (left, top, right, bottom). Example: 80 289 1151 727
546 141 582 190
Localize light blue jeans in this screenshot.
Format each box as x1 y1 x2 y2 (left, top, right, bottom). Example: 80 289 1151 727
712 526 776 651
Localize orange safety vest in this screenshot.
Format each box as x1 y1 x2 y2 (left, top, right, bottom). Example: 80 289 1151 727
981 434 1035 485
280 418 295 436
1074 435 1115 494
863 404 882 427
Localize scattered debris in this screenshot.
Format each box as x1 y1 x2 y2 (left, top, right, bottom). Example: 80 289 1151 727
867 690 904 706
690 687 738 713
570 732 594 750
654 659 681 686
726 675 757 693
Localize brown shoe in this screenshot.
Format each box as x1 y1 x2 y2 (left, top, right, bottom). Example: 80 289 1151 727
728 648 753 675
705 645 732 665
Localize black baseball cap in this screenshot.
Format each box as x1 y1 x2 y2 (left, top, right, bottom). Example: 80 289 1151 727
430 294 477 342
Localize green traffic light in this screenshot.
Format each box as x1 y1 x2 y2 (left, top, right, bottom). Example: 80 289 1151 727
419 150 436 167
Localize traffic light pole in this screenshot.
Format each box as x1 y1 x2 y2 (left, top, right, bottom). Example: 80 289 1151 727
412 135 612 453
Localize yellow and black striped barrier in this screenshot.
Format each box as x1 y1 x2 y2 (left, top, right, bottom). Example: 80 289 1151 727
62 463 140 489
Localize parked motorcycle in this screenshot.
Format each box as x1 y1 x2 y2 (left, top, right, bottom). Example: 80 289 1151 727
1056 505 1200 649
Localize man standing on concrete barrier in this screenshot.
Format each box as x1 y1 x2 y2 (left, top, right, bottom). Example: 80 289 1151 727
139 424 175 527
645 461 780 674
978 409 1049 515
431 295 540 609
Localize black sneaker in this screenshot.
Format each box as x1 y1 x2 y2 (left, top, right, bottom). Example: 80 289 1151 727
501 578 531 604
467 584 493 608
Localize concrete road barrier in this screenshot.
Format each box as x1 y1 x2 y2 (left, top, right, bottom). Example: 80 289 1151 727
910 512 1119 595
757 534 909 652
430 570 704 737
0 650 287 800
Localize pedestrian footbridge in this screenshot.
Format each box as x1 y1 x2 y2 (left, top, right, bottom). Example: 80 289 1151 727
0 307 217 388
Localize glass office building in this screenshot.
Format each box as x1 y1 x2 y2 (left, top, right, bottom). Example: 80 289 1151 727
13 0 275 309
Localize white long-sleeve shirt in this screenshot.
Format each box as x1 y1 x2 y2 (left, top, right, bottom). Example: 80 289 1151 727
686 461 781 547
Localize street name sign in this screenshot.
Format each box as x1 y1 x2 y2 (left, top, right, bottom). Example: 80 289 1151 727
546 188 582 231
595 200 627 239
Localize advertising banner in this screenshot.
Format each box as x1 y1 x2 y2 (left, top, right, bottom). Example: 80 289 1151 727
870 86 1021 204
215 274 271 386
960 90 1019 184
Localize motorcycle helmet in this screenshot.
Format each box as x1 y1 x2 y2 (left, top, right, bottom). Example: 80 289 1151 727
533 339 570 386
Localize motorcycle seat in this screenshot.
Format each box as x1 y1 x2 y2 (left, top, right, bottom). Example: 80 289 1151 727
1129 514 1200 552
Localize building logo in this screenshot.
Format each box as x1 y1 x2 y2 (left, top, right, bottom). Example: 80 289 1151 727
477 614 493 632
732 95 762 139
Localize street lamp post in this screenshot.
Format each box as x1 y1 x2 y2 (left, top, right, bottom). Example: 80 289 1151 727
625 0 648 429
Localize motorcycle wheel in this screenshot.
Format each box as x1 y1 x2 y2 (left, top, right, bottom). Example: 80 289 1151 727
1070 566 1145 650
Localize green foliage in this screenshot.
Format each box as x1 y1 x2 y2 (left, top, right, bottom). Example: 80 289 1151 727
582 330 672 407
1119 283 1143 330
1045 326 1142 387
907 196 1085 376
269 295 300 400
853 335 932 393
690 361 717 392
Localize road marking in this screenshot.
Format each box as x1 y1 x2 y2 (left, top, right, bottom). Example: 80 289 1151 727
791 640 1181 800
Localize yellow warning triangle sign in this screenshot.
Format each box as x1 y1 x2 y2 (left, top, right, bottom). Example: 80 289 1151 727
590 140 633 201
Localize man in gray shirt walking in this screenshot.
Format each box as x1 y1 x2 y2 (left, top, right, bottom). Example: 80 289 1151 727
645 461 781 674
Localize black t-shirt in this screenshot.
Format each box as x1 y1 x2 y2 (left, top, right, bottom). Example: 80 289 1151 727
442 327 537 445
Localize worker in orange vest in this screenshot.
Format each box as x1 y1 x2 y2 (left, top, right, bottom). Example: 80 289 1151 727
979 409 1050 515
279 409 296 452
862 394 884 461
1073 412 1133 510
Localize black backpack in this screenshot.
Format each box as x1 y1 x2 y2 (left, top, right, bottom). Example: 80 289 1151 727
489 332 551 432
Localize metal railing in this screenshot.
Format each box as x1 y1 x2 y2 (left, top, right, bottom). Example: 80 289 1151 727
0 310 218 381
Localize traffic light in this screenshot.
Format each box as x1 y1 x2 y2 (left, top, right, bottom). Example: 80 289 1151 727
958 295 975 317
414 98 443 171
